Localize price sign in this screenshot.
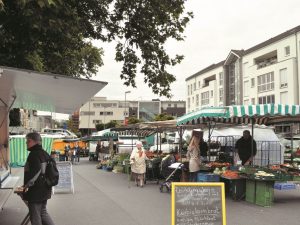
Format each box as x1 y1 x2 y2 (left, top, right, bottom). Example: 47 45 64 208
172 182 226 225
53 161 74 194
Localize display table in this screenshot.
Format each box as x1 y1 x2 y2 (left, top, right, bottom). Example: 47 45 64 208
245 179 275 207
220 176 246 201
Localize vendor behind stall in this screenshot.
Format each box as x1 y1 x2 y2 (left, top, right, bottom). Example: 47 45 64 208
235 130 257 165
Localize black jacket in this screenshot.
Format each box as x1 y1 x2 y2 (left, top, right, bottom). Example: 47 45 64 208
235 136 257 165
23 144 52 202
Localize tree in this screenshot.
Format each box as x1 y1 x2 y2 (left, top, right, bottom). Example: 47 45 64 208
154 113 174 121
0 0 193 97
95 120 118 131
127 116 143 124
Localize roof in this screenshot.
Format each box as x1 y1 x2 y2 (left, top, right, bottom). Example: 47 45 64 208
185 60 225 81
0 66 107 114
186 25 300 81
244 25 300 55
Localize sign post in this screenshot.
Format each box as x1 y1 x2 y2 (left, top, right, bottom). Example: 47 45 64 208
53 161 74 194
172 182 226 225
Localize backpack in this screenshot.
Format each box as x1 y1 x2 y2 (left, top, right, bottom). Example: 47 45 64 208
44 157 59 187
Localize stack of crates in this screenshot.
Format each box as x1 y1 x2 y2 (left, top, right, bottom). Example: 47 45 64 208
246 179 275 207
197 172 220 182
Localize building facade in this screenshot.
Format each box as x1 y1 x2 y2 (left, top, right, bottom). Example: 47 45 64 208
79 97 186 130
186 25 300 113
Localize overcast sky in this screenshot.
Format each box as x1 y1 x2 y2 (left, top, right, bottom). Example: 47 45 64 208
48 0 300 120
93 0 300 102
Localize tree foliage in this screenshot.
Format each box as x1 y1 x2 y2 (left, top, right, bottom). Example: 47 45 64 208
154 113 174 121
95 120 118 131
0 0 192 97
127 116 143 124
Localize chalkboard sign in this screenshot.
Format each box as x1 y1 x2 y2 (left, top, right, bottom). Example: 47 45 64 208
53 161 74 194
172 182 226 225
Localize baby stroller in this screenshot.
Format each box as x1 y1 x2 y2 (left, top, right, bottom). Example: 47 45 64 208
159 155 183 193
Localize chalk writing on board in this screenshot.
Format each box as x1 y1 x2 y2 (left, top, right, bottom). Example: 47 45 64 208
173 184 225 225
54 162 74 193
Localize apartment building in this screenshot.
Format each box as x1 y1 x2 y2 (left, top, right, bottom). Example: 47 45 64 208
79 97 186 130
186 25 300 113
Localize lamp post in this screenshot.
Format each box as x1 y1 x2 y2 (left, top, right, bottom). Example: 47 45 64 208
124 91 131 125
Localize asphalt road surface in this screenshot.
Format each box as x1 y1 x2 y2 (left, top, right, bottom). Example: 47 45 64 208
1 158 300 225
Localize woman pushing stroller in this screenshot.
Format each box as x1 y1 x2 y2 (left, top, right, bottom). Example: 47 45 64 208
130 141 148 187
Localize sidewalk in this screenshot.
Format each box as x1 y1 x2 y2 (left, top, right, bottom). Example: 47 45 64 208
1 158 300 225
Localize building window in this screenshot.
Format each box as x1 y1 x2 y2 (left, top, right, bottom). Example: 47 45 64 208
187 86 190 95
190 84 193 94
244 80 249 97
280 92 288 104
251 78 255 87
279 68 288 88
219 72 223 86
93 120 102 124
100 111 113 116
196 94 199 106
80 111 95 116
187 98 190 108
174 103 177 108
251 98 255 105
210 90 213 98
168 104 172 107
258 95 275 104
193 82 196 91
198 81 201 89
201 91 209 105
285 46 290 56
244 99 249 105
257 72 274 93
219 88 223 102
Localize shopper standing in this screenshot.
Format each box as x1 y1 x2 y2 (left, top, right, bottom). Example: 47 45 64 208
130 141 148 187
187 133 201 182
23 132 55 225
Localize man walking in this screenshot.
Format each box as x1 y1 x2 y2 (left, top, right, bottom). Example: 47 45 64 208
23 132 55 225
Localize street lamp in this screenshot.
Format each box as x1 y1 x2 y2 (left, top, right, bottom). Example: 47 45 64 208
124 91 131 125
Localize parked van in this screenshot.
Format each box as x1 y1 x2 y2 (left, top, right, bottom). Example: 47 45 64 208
41 128 77 138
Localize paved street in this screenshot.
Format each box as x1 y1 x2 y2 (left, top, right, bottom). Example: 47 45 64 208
1 157 300 225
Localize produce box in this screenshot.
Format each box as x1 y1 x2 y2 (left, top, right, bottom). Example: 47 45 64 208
255 180 274 207
293 176 300 181
274 182 296 190
245 179 256 204
197 173 220 182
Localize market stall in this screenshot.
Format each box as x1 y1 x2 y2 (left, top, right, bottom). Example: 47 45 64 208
176 104 300 207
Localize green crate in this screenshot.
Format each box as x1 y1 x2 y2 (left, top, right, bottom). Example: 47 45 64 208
255 180 274 207
246 179 256 203
293 176 300 181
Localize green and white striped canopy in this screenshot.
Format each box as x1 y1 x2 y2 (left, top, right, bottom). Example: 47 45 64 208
9 136 53 167
177 104 300 125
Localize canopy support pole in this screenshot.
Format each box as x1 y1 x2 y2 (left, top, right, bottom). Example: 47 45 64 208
251 118 254 166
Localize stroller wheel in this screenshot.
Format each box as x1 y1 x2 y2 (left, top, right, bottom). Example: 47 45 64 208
159 185 163 193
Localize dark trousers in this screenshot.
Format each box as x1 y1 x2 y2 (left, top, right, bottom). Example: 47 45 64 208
189 171 198 182
28 200 55 225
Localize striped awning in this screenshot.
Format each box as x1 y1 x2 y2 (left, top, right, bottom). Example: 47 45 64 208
177 104 300 126
177 107 229 125
9 137 53 167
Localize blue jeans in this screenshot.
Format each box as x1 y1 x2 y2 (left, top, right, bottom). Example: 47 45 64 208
28 200 55 225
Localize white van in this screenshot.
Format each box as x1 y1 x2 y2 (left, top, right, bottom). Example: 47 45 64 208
41 128 77 138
